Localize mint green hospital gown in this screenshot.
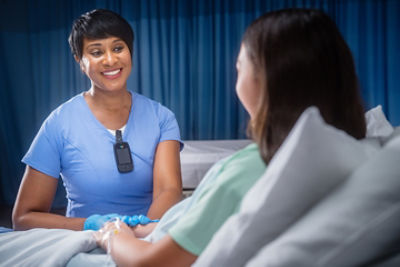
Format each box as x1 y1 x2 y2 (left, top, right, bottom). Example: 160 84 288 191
169 143 266 255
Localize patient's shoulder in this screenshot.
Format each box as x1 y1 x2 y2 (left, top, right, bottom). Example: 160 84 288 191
214 144 266 198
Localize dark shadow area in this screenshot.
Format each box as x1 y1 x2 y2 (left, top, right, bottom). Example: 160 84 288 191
0 204 12 228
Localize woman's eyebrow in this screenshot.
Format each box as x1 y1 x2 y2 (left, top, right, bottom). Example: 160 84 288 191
86 43 102 49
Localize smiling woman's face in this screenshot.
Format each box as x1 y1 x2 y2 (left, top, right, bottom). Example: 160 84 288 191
235 44 262 120
79 36 132 93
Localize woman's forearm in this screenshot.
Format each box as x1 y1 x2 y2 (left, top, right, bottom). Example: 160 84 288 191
146 188 182 219
12 211 85 231
150 140 182 219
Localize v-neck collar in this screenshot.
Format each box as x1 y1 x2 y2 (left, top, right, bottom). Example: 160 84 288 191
79 91 135 141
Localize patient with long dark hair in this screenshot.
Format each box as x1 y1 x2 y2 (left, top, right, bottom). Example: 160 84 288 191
94 8 366 266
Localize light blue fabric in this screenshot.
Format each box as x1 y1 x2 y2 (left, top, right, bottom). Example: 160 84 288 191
67 248 115 267
0 228 99 267
22 91 183 218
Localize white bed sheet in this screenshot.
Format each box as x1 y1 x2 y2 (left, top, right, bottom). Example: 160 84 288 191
180 139 252 189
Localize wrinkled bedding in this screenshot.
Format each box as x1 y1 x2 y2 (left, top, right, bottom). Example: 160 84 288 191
0 228 114 266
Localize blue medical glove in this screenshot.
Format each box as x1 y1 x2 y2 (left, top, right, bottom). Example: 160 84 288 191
119 215 160 227
83 213 120 230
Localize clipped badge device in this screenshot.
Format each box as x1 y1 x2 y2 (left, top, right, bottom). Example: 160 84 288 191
113 130 134 173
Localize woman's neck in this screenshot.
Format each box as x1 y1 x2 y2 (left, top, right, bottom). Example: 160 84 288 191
83 87 132 130
85 87 131 111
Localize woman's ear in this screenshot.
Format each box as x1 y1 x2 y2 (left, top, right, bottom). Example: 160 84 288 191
75 56 86 73
79 63 85 73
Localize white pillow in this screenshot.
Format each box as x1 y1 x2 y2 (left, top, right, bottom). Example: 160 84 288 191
365 105 394 138
246 137 400 267
194 107 378 267
384 126 400 147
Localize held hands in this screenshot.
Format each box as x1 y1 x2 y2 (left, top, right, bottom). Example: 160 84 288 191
93 217 133 253
84 213 120 231
92 215 160 252
84 213 160 230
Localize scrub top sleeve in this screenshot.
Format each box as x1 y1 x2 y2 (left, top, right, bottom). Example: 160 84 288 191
22 113 62 179
158 105 184 150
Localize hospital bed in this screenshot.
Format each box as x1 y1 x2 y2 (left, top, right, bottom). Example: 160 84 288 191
180 139 252 197
0 106 399 267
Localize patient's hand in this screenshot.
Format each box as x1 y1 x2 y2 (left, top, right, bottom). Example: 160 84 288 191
132 222 158 238
94 220 134 251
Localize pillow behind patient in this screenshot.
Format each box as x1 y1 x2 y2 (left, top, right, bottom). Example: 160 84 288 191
194 107 378 267
365 105 394 139
246 136 400 267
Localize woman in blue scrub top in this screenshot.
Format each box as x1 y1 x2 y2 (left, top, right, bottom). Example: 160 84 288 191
12 9 183 231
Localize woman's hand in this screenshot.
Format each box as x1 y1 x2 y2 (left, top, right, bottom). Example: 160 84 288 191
132 222 158 238
94 220 134 252
94 220 196 266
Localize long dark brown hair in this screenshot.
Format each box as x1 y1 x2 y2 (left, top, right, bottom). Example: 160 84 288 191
243 8 366 164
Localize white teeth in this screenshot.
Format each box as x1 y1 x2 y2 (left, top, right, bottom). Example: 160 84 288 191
103 69 121 76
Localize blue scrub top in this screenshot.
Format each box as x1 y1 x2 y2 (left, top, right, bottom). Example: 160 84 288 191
22 91 183 218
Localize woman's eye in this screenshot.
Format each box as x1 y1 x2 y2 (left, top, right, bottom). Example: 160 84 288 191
114 46 124 52
90 50 102 57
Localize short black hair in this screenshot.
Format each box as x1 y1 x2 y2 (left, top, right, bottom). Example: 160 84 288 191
68 9 134 59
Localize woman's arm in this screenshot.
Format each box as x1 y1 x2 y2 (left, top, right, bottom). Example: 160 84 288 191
96 222 196 267
146 140 182 220
12 166 85 230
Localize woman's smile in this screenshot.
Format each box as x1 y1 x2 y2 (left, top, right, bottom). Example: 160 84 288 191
102 68 123 79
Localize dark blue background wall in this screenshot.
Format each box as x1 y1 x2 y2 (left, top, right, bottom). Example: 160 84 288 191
1 0 399 206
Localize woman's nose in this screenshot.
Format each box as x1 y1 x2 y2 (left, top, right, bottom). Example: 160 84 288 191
103 51 117 66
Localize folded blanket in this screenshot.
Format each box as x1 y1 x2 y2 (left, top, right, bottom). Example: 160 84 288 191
0 228 98 266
